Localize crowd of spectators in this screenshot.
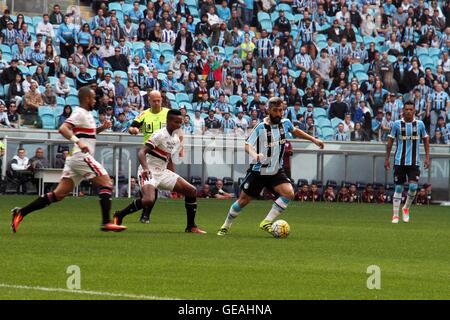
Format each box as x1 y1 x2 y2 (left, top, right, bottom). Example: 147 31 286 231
0 1 449 143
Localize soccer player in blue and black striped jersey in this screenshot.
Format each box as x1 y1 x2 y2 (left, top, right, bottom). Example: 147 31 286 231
385 101 430 224
217 97 324 236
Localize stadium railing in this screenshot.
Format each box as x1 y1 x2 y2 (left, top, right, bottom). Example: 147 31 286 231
1 128 450 201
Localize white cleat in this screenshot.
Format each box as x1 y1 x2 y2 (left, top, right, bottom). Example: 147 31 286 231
392 215 399 224
402 208 410 223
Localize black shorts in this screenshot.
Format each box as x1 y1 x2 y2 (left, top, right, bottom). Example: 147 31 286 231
394 165 421 185
240 168 291 198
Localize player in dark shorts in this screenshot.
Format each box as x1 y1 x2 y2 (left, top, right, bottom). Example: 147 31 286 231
385 101 430 224
217 97 324 236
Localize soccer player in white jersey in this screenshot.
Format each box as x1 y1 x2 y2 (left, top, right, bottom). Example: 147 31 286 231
217 97 324 236
11 86 127 233
114 109 206 234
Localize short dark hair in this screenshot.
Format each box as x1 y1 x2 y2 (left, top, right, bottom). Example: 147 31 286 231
168 109 182 118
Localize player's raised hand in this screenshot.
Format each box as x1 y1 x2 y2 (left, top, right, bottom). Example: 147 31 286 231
129 127 140 135
384 159 390 170
77 141 90 154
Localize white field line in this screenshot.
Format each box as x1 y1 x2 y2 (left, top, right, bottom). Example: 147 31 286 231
0 283 181 300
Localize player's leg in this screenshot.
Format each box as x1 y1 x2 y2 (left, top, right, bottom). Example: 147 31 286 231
402 166 421 223
114 184 155 225
392 165 406 224
139 188 158 224
259 182 295 234
217 171 261 235
11 178 74 233
171 177 206 234
217 191 253 236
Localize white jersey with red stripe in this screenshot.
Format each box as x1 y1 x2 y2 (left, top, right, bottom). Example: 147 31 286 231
145 127 181 169
64 107 97 155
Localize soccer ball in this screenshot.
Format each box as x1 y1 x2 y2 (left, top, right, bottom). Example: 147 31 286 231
272 220 290 238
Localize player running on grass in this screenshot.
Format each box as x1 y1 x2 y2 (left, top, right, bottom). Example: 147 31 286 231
122 90 176 224
113 109 206 234
217 97 324 236
385 101 430 224
11 86 127 233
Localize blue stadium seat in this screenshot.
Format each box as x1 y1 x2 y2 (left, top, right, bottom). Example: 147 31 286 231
176 93 190 104
331 117 343 129
429 47 441 59
351 63 365 73
317 118 332 128
159 42 174 56
416 47 428 57
257 12 270 23
313 108 327 119
189 7 199 18
66 96 80 106
0 44 11 55
170 101 179 109
166 92 176 102
229 95 242 106
17 65 29 74
321 127 334 140
277 3 292 13
24 16 32 25
109 2 122 11
355 71 368 82
38 106 56 129
174 83 185 92
113 70 128 80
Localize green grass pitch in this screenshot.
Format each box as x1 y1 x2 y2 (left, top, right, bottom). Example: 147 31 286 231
0 196 449 300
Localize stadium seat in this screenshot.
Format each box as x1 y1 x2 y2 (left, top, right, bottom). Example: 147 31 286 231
229 95 242 106
176 93 190 104
297 179 309 187
277 3 292 13
311 180 323 188
206 177 217 185
166 92 176 102
331 117 343 129
326 180 337 188
38 106 56 130
313 108 327 119
317 118 332 128
159 43 174 56
260 20 273 33
257 12 270 23
351 63 365 73
222 177 233 186
170 101 179 109
429 47 441 59
341 181 352 188
320 127 334 140
66 96 80 106
0 44 11 55
190 176 202 186
113 70 128 80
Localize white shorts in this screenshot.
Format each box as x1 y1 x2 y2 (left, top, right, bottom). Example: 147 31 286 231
62 152 108 186
137 165 179 191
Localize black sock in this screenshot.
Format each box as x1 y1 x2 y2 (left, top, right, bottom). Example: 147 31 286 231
118 198 143 218
99 186 113 225
185 197 197 229
20 192 57 217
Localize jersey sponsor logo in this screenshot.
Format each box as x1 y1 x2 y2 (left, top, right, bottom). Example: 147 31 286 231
264 139 286 148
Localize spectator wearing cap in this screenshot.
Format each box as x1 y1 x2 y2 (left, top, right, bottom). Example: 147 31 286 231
1 19 17 46
22 73 39 94
105 47 130 72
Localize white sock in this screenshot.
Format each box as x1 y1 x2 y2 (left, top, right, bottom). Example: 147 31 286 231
404 190 417 210
223 201 242 228
393 192 402 216
265 197 290 222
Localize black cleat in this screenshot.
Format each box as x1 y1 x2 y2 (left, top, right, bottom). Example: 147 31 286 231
140 215 150 224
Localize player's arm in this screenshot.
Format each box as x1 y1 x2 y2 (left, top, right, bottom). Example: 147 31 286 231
291 127 324 149
59 122 90 153
138 144 154 180
96 120 112 134
128 114 144 135
384 136 394 169
244 143 265 162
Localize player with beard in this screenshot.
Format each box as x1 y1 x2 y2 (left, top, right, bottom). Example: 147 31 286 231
217 97 324 236
11 86 127 233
